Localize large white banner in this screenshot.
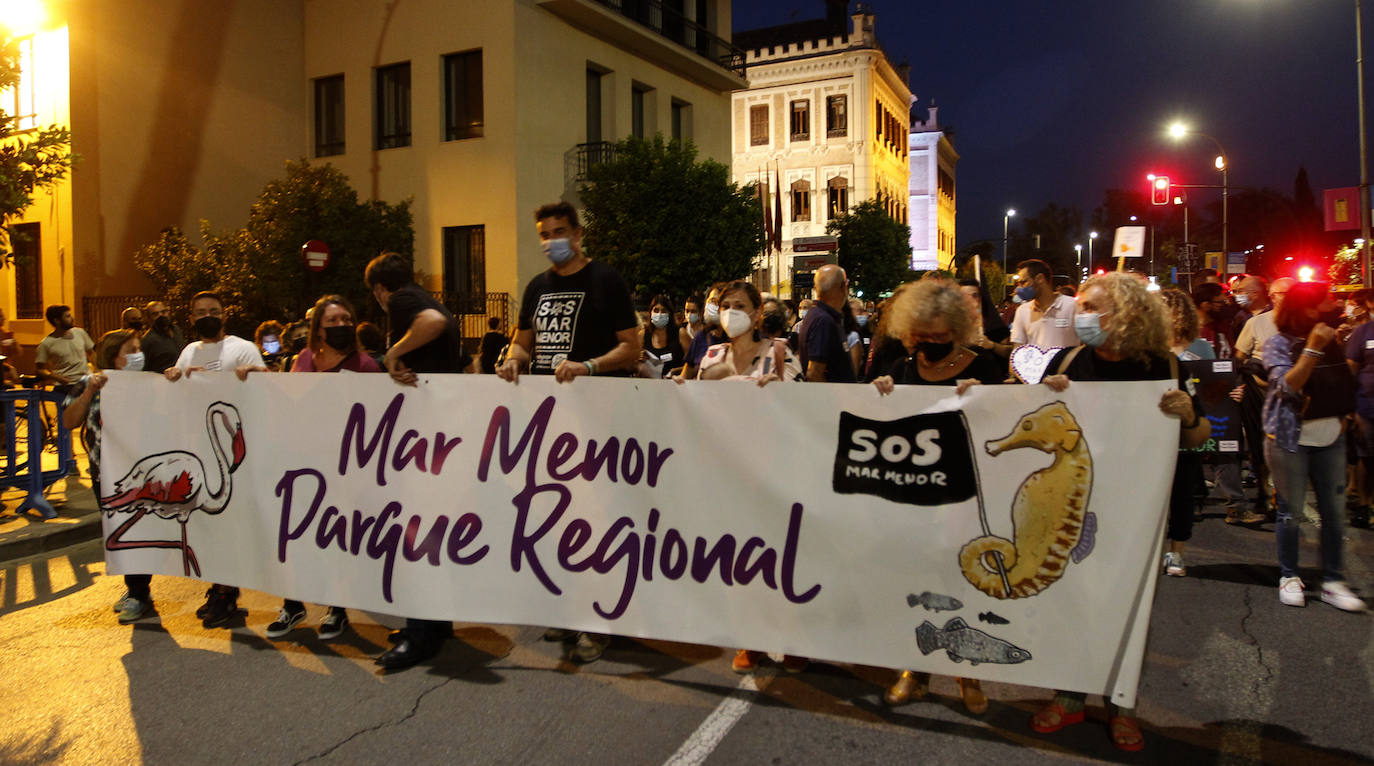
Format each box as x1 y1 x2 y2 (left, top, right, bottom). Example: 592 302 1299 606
101 372 1176 706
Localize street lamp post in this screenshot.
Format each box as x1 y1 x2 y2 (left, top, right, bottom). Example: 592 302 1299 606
1168 123 1228 277
1074 243 1083 280
1088 231 1099 272
1003 209 1016 275
1358 0 1371 286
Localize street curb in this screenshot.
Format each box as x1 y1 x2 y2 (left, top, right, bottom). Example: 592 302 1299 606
0 477 103 562
0 511 102 561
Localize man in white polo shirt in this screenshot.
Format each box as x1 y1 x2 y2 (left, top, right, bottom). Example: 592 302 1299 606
1010 259 1078 349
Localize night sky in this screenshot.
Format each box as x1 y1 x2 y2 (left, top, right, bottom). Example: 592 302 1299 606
734 0 1369 254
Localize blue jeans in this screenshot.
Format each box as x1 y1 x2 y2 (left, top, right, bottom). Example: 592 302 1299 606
1264 435 1347 582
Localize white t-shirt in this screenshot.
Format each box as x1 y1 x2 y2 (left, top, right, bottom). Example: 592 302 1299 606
1236 310 1277 358
36 328 94 381
175 335 265 373
1010 294 1079 349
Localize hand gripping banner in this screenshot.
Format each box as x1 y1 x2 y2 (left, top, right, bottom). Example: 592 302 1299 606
100 372 1177 706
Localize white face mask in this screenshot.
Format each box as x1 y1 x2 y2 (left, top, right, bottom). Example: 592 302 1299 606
687 312 701 324
720 308 754 339
650 312 669 328
704 303 720 325
798 309 808 320
122 351 146 372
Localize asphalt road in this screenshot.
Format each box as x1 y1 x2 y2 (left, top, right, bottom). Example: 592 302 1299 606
0 503 1371 766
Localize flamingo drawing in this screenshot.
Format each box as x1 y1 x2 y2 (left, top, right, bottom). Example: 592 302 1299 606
102 401 245 577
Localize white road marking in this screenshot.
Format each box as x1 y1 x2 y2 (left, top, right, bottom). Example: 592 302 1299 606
662 671 770 766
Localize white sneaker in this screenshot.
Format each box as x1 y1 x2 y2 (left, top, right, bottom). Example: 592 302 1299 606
1279 576 1306 607
1163 552 1186 577
1321 581 1368 613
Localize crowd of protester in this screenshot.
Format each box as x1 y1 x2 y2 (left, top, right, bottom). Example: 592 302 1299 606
51 201 1371 754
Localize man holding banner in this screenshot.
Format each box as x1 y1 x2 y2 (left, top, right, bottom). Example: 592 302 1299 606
366 252 472 670
498 201 640 663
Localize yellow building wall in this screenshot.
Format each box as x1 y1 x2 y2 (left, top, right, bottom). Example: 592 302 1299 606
66 0 306 305
3 21 73 347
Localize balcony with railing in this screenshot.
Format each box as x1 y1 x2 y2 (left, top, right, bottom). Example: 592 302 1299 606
564 141 620 188
537 0 746 91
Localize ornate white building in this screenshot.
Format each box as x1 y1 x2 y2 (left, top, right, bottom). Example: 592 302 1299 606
730 4 911 298
908 105 958 271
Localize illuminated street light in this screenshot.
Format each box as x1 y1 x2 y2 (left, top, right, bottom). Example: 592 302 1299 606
1003 209 1017 275
1168 122 1229 277
1 0 45 36
1088 231 1099 270
1075 243 1083 276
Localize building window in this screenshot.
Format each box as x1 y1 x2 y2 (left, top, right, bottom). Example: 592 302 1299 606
375 62 411 149
4 37 37 132
827 176 849 220
11 222 41 320
750 104 768 146
313 75 345 157
826 95 847 138
442 225 486 314
587 68 604 143
790 179 811 222
631 85 648 139
790 100 810 141
443 50 483 141
671 99 690 142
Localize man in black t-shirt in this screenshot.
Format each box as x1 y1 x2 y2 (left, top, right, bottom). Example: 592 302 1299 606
479 316 508 374
799 264 857 383
497 201 639 664
498 201 638 384
364 252 472 671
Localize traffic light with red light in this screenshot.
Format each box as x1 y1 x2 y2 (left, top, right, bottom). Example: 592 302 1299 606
1151 176 1170 205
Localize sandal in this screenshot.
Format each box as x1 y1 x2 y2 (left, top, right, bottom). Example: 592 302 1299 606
1110 714 1144 752
884 670 929 706
1030 701 1085 733
957 677 988 715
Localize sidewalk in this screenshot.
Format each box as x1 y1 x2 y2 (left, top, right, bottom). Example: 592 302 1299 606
0 442 100 561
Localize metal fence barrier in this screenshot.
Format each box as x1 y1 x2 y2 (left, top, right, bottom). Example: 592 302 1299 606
0 388 76 519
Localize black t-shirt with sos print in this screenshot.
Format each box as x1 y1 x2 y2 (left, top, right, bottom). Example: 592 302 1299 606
517 260 638 375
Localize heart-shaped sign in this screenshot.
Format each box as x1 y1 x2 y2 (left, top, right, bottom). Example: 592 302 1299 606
1010 344 1065 384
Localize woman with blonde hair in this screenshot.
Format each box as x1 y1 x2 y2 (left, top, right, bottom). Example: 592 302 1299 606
872 279 1005 393
1031 272 1211 751
1158 288 1213 361
872 279 1006 715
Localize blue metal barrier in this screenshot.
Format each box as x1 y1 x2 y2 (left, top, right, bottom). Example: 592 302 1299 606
0 389 76 519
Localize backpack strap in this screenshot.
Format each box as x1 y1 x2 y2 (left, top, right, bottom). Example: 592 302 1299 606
1054 345 1086 375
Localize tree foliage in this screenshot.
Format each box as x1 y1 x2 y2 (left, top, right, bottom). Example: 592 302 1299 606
826 195 912 296
0 37 75 262
580 136 761 300
133 160 412 336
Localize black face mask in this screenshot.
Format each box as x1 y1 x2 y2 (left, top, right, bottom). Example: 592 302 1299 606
193 316 223 340
154 315 173 333
127 320 144 331
761 312 785 335
916 341 955 361
290 335 308 353
1212 302 1239 323
323 325 355 352
1319 307 1345 327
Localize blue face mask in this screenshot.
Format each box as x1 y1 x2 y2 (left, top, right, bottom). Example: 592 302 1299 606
856 315 869 327
543 237 574 265
1074 312 1108 347
1015 285 1036 302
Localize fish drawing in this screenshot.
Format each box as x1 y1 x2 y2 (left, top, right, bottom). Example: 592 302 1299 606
906 591 964 612
915 617 1032 665
978 611 1010 625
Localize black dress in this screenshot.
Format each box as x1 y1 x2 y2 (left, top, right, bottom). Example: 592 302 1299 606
885 346 1006 386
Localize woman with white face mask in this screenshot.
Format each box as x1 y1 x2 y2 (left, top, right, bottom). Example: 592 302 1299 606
639 294 683 378
1027 273 1211 753
690 281 803 674
695 281 801 385
64 330 156 623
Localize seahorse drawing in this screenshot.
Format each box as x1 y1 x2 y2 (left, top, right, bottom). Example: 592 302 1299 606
959 401 1093 599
